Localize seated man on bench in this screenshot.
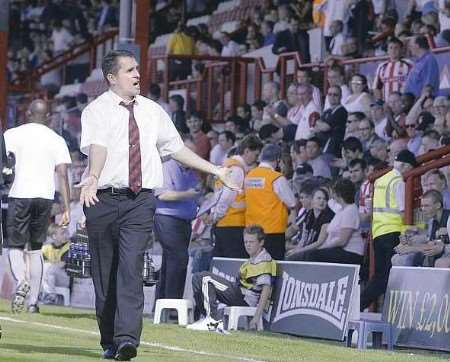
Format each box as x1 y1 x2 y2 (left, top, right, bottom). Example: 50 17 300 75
187 224 276 333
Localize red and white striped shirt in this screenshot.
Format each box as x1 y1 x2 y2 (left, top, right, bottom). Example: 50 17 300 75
372 58 413 100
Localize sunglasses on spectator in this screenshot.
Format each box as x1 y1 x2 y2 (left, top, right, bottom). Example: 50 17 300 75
328 93 340 96
359 127 371 131
405 124 416 129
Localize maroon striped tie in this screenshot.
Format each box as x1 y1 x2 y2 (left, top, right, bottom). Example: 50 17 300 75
121 101 142 194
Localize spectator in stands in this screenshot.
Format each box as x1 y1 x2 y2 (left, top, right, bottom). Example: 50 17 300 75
271 82 300 129
324 65 351 110
259 124 284 144
188 224 275 333
345 112 366 139
154 135 201 300
211 135 264 258
306 137 332 178
405 117 422 155
261 20 276 46
421 129 441 154
97 0 117 31
169 94 189 134
358 118 382 152
348 0 372 52
328 20 346 56
209 131 236 166
405 35 440 97
432 96 450 129
369 16 397 55
148 83 170 114
385 91 408 139
392 190 450 267
236 104 252 133
361 149 417 310
343 74 373 118
286 187 335 260
272 17 311 63
294 84 321 141
245 144 297 259
224 116 245 140
297 178 365 265
220 32 240 57
250 100 266 131
351 158 372 232
186 112 211 160
261 81 287 126
297 69 322 109
372 37 414 101
207 129 218 148
316 86 347 157
368 139 389 163
167 22 196 81
438 0 450 31
51 19 74 55
370 100 389 140
274 4 291 34
424 169 450 209
290 139 309 170
331 136 365 173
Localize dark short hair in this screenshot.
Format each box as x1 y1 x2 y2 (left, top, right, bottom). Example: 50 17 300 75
259 124 279 140
102 50 135 83
422 189 443 208
244 224 265 241
332 178 355 204
388 36 404 47
348 112 366 121
299 178 321 196
312 187 330 201
252 100 266 111
349 158 367 170
415 35 430 50
328 64 345 76
221 130 236 144
169 94 184 109
306 136 321 148
238 135 263 155
238 103 251 115
149 83 161 98
189 110 203 120
343 137 363 153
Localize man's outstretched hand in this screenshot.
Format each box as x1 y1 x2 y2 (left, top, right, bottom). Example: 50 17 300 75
216 166 241 191
76 175 99 207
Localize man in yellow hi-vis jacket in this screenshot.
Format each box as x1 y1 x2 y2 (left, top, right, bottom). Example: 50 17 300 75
361 149 417 310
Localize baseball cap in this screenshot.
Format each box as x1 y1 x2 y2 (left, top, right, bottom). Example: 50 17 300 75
395 149 418 167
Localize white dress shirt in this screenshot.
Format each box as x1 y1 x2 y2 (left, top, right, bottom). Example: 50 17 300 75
80 90 184 189
4 123 71 199
258 162 296 208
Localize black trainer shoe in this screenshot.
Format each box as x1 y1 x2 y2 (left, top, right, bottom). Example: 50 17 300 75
115 342 137 361
102 346 116 359
28 304 40 313
11 281 31 314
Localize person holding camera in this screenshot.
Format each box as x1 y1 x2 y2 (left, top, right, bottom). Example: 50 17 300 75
392 190 450 267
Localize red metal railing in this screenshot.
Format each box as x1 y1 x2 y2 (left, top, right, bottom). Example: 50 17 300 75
10 30 119 92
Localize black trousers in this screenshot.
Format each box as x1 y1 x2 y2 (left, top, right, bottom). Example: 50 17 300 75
84 190 155 350
360 232 400 310
265 233 286 260
192 271 247 320
308 247 364 265
154 214 191 299
6 197 52 250
213 226 247 259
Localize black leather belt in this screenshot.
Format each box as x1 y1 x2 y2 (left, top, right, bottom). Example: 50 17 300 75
97 187 153 195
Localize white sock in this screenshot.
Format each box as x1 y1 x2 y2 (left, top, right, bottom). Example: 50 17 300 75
25 250 44 306
8 248 26 285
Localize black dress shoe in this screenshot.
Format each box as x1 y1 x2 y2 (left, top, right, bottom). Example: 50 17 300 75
115 342 137 361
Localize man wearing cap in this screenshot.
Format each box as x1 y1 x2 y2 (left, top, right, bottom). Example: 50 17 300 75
361 149 417 310
244 144 296 260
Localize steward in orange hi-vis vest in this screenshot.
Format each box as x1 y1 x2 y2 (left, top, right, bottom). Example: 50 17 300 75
216 158 246 227
245 166 288 234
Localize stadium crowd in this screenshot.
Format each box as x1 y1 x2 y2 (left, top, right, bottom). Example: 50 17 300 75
4 0 450 316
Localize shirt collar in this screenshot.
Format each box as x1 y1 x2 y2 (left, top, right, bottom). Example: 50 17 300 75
108 89 139 106
259 161 274 170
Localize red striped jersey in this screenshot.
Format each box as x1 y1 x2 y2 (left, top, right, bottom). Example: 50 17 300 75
372 58 413 100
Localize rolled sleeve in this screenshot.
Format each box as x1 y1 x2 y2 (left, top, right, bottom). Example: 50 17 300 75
273 176 297 208
156 107 184 157
80 107 109 155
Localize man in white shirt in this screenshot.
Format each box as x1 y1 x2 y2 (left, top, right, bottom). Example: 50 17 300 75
51 20 74 54
220 32 240 57
329 20 346 56
5 99 71 315
209 131 235 166
294 84 321 141
78 50 237 361
324 65 351 110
